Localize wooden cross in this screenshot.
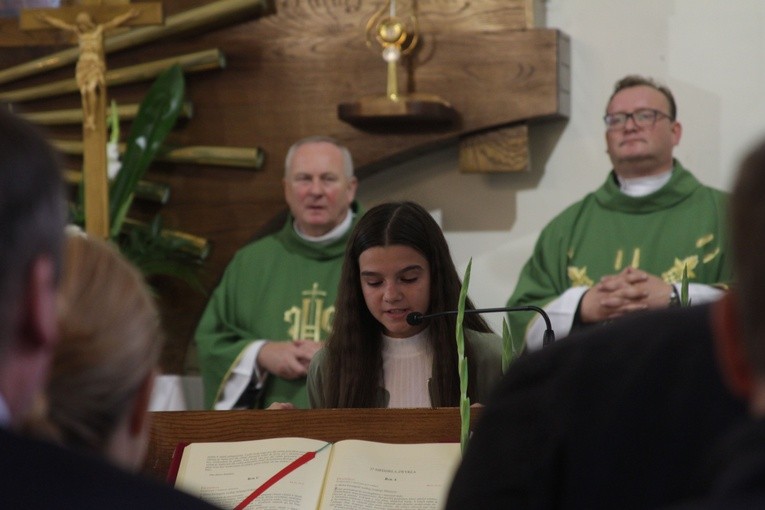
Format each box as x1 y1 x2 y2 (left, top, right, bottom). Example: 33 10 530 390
20 0 163 239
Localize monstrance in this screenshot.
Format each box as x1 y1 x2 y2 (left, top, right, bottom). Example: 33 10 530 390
338 0 456 127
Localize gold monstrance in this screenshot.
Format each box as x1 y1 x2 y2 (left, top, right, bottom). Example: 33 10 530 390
338 0 456 127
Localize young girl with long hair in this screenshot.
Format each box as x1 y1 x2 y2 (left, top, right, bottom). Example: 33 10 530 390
308 201 502 408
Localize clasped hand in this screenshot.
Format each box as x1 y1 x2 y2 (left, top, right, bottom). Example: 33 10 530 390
580 267 673 323
257 339 323 380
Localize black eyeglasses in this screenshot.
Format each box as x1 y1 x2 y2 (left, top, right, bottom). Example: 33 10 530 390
603 108 673 130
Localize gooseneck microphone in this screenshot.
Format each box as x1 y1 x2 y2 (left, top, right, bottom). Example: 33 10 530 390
406 306 555 347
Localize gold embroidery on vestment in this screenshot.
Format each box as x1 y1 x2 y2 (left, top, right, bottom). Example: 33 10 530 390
568 266 594 287
614 249 623 271
284 282 334 340
661 256 699 283
631 248 641 268
696 234 714 248
703 247 721 264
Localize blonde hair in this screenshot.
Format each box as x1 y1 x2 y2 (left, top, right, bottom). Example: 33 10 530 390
34 234 163 454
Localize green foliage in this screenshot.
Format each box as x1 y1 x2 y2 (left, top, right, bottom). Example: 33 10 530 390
116 216 204 294
456 259 526 453
72 64 203 293
456 259 471 455
680 264 691 306
109 99 119 144
110 64 185 238
501 319 522 374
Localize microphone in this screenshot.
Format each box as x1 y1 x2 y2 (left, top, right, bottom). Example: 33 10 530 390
406 306 555 347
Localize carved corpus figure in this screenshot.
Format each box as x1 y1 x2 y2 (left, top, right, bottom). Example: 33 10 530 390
38 9 139 130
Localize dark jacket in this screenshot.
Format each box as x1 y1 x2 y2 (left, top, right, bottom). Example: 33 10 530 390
447 304 748 510
0 427 219 509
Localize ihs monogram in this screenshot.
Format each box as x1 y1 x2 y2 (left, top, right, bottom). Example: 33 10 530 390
283 282 334 341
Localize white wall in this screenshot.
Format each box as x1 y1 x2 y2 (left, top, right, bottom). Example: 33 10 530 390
357 0 765 332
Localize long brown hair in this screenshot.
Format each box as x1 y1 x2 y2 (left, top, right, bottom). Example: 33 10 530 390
321 201 491 407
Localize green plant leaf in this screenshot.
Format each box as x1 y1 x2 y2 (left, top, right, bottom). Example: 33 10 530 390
456 259 471 360
108 99 120 144
459 359 470 455
70 177 85 225
501 319 512 374
680 264 691 306
109 64 185 238
116 215 205 293
456 259 472 455
68 63 203 294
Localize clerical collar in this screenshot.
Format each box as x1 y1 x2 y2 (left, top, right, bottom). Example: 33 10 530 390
617 169 673 197
294 208 354 243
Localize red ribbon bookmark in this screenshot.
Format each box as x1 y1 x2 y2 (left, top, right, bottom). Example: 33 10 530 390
233 442 331 510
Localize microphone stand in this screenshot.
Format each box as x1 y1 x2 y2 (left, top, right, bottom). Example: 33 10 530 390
407 306 555 347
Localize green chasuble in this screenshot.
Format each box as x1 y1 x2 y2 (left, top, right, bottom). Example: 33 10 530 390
506 161 731 344
195 204 361 409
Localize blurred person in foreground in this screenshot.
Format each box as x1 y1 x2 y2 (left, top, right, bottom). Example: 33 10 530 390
25 233 162 472
0 108 217 508
671 138 765 508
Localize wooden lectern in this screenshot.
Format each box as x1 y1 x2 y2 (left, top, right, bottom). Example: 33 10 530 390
145 407 481 482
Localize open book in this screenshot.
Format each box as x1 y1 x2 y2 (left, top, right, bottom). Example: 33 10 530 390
172 437 461 510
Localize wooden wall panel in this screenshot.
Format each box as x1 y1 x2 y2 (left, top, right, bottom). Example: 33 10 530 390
0 0 568 373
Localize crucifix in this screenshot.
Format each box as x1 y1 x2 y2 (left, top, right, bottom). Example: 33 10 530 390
20 0 163 239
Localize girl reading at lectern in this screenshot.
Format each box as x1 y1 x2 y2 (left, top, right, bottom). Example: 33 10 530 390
307 201 502 408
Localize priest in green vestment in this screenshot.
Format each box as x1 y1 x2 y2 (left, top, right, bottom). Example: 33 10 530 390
195 136 360 409
508 75 731 350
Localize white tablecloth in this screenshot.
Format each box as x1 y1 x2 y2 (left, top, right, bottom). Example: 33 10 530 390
149 375 204 411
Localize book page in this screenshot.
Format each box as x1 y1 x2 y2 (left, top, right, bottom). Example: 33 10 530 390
175 437 332 510
318 441 462 510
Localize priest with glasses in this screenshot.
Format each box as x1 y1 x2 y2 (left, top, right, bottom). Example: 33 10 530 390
506 75 731 350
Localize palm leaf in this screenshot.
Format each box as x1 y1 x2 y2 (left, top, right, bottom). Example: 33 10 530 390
109 64 185 238
680 264 691 306
456 259 472 455
501 319 512 373
117 217 205 293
